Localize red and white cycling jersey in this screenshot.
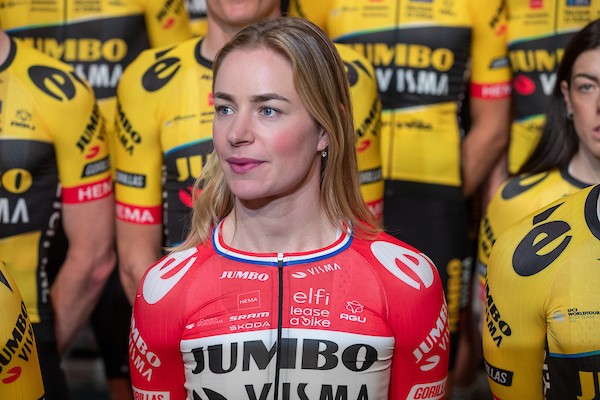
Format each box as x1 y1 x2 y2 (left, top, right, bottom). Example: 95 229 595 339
130 223 449 400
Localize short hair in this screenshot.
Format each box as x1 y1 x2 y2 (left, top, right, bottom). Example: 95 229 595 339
519 19 600 175
178 17 379 249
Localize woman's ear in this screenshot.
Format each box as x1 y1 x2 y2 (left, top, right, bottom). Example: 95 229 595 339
560 80 573 116
318 128 329 152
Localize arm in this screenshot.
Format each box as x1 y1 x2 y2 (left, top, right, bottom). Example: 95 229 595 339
51 196 116 353
464 0 511 198
462 95 510 198
114 50 168 304
117 220 163 304
129 251 191 399
386 245 449 398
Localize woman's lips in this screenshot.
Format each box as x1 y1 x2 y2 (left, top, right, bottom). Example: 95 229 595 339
227 157 264 173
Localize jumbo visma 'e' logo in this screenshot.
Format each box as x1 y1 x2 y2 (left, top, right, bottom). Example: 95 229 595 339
512 203 571 276
28 65 88 101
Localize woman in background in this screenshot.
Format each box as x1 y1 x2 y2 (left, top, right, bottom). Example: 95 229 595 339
481 19 600 399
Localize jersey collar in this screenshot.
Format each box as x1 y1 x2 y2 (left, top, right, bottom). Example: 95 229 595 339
211 220 353 266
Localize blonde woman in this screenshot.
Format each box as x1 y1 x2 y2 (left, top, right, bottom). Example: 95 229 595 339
129 17 448 400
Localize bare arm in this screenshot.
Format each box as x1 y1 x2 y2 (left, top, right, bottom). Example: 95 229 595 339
116 220 163 304
462 96 510 198
51 195 116 353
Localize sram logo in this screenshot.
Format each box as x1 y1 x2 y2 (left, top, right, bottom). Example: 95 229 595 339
370 241 435 290
229 312 269 322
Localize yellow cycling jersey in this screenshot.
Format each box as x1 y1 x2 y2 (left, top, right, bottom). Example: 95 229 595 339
114 37 383 245
483 184 600 399
476 167 589 325
0 0 192 145
0 38 111 325
0 262 45 400
506 0 600 173
289 0 511 187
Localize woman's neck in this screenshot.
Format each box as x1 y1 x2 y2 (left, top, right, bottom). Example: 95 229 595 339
221 199 339 254
569 149 600 185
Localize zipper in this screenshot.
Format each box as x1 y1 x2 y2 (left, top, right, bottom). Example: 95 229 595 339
273 252 284 400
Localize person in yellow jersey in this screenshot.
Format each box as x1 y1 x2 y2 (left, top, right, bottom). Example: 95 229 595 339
480 24 600 396
114 0 383 304
286 1 512 395
483 183 600 399
0 261 45 400
0 30 115 400
505 1 600 174
479 20 600 399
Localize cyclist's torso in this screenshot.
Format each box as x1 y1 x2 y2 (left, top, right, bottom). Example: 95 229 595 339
0 39 111 326
506 0 600 173
0 0 191 135
130 226 449 400
483 184 600 399
0 261 45 399
115 38 383 246
476 168 589 328
292 0 510 187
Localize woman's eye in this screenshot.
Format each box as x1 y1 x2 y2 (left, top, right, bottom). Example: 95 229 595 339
216 105 233 115
261 107 278 117
578 83 595 92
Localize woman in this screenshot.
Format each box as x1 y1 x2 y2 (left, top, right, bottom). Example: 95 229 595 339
476 19 600 325
481 19 600 399
128 17 448 400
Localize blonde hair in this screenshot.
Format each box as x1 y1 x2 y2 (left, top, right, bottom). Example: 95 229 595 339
178 17 380 250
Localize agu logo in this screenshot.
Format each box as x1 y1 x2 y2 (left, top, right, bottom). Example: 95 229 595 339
370 241 435 290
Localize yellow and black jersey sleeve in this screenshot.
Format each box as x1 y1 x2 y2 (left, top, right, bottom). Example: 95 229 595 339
0 262 45 399
141 0 192 47
114 45 170 226
483 184 600 400
335 43 383 218
467 0 511 99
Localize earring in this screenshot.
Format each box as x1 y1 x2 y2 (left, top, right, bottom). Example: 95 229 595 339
567 112 573 120
322 149 328 158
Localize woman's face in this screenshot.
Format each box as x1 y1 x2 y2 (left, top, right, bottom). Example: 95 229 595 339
561 48 600 160
212 47 328 204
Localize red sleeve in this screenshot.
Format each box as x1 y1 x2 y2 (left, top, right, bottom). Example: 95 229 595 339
129 247 200 400
368 239 450 398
